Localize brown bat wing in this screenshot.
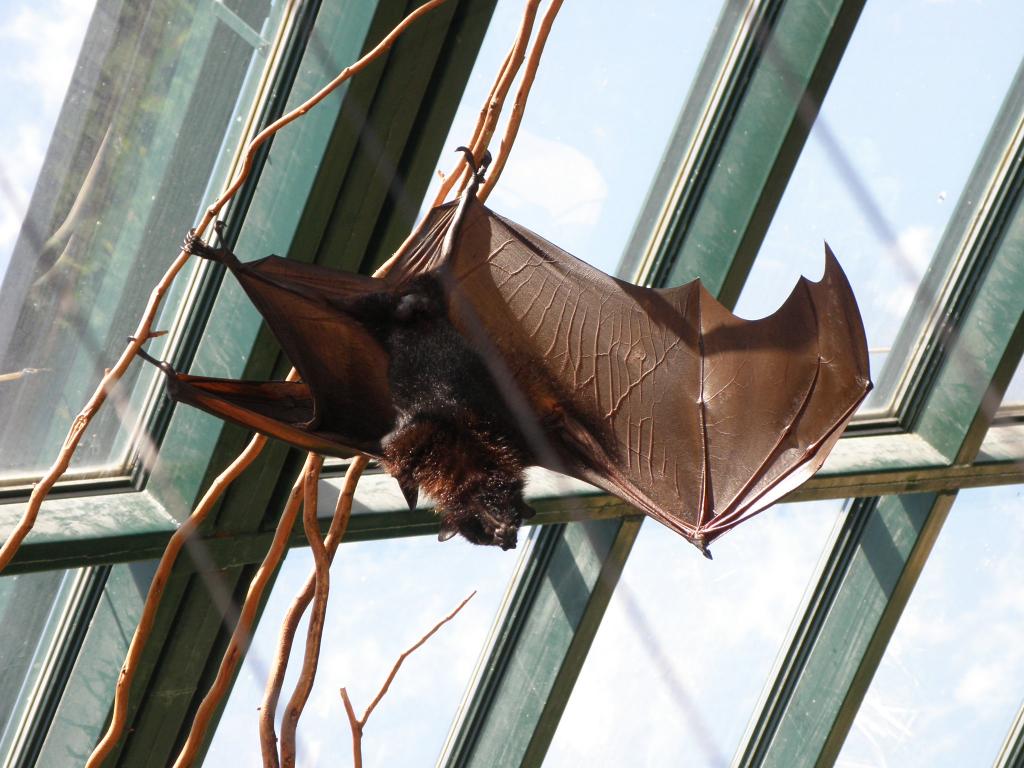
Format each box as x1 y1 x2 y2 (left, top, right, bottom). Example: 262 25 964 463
162 249 400 457
438 196 871 550
165 376 378 457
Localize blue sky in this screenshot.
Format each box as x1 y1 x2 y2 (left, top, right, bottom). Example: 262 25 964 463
4 0 1024 765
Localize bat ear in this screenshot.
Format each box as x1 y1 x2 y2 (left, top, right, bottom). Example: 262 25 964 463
438 516 459 542
397 477 419 511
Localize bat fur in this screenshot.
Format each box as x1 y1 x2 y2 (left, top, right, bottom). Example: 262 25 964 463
350 274 536 550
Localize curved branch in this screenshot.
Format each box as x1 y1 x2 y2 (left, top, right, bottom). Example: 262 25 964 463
341 592 476 766
170 453 320 768
259 456 368 767
479 0 565 203
278 455 328 768
85 431 272 768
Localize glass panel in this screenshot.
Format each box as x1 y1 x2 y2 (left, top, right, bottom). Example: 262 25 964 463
543 500 844 766
837 485 1024 766
207 535 521 766
426 0 723 274
0 568 76 762
734 1 1024 413
0 0 280 483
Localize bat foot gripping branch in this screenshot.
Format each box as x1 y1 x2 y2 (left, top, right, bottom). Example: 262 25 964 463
130 338 177 378
454 146 492 192
183 220 239 266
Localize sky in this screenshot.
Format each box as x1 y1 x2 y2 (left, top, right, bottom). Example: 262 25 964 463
3 0 1024 766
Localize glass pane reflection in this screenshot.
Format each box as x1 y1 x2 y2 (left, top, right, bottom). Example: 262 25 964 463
206 535 521 767
837 485 1024 767
735 1 1024 413
0 0 277 482
544 500 844 767
0 568 74 762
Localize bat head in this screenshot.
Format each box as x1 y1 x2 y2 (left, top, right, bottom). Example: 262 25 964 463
438 496 536 551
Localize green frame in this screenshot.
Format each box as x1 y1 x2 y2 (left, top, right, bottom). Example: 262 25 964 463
2 0 1024 766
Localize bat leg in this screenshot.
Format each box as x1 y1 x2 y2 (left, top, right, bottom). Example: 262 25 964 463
453 146 492 185
183 221 237 264
131 338 177 376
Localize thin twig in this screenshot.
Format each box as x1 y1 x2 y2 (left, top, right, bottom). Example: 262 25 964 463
278 456 328 768
479 0 565 203
169 454 319 768
0 0 453 577
432 0 541 206
259 456 368 768
0 368 51 382
341 591 476 766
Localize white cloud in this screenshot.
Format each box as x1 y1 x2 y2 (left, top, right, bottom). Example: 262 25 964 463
954 661 1003 707
857 224 937 345
487 129 608 228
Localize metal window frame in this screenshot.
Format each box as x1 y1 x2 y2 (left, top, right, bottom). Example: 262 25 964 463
2 0 1024 766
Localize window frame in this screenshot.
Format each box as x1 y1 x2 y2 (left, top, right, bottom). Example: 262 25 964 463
2 0 1024 766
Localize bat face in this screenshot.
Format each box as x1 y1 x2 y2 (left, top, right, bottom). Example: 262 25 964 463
156 187 871 555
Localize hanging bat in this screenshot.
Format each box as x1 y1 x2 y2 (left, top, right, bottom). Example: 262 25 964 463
141 151 871 555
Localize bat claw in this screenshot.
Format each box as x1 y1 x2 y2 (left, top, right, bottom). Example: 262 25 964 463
438 518 458 542
129 337 176 376
693 537 713 560
454 146 492 186
183 221 236 264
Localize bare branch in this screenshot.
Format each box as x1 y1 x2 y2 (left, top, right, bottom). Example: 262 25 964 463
278 456 329 768
479 0 565 202
169 453 320 768
339 688 362 768
341 592 476 765
0 368 51 382
259 456 368 767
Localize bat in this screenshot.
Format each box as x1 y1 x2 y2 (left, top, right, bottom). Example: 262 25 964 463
141 150 871 555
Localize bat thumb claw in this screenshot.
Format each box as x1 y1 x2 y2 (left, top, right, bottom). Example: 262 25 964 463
695 539 713 560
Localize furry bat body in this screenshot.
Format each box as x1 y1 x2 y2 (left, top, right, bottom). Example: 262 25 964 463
144 156 871 555
355 274 535 550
